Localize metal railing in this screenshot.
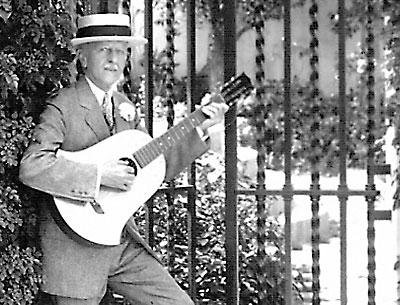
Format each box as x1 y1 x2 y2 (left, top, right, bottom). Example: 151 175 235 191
139 0 393 304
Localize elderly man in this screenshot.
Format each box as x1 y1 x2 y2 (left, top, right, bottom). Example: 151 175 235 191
19 13 228 305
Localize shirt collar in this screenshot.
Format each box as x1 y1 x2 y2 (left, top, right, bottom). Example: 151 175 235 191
85 76 116 106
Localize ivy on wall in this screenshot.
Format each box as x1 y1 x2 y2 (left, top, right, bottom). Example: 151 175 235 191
0 1 74 303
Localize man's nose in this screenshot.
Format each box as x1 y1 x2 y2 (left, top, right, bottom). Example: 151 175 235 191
106 49 119 62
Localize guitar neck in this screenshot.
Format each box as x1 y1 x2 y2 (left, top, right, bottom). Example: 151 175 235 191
132 108 208 168
132 73 252 169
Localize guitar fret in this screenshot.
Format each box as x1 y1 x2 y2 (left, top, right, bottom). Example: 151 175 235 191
138 147 150 166
182 125 189 136
153 141 163 155
133 150 146 168
160 134 171 152
181 124 187 135
170 130 178 142
155 142 163 156
195 115 202 124
190 117 197 126
143 145 155 164
165 133 175 146
147 142 158 161
171 128 180 142
178 125 187 137
183 119 193 130
187 117 196 128
157 138 166 154
144 145 156 165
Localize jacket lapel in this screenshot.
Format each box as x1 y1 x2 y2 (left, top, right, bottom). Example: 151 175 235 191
76 79 111 141
112 94 132 133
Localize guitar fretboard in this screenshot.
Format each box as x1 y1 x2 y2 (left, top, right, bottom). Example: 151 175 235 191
132 109 207 168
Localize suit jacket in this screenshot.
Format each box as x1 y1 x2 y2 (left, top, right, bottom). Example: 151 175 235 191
19 78 208 298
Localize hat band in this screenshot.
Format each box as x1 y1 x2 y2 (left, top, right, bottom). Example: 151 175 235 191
76 25 131 39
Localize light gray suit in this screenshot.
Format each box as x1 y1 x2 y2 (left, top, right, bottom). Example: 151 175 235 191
19 78 207 303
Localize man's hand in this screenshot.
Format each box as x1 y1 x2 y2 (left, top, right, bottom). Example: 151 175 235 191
199 93 229 131
100 159 136 191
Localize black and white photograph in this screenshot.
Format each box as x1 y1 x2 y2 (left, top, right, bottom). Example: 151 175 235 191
0 0 398 304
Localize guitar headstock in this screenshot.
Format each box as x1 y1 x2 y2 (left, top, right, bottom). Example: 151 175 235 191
220 73 253 107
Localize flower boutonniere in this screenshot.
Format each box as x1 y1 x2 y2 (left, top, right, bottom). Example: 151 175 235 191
118 102 137 122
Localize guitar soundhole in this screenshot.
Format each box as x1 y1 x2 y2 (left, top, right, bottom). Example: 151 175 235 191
119 157 138 176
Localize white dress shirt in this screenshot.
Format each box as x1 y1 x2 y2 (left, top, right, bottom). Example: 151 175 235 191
85 76 116 105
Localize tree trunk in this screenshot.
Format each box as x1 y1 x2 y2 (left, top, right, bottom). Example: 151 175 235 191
201 2 224 92
207 24 224 91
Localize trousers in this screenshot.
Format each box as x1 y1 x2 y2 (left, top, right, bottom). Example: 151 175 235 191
42 239 194 305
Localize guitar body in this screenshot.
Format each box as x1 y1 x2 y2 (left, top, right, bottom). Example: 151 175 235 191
54 129 166 246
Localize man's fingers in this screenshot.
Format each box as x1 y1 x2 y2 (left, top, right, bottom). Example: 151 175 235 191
201 106 214 117
201 93 212 106
202 103 229 118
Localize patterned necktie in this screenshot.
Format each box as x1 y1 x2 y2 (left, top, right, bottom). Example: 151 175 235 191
102 92 114 131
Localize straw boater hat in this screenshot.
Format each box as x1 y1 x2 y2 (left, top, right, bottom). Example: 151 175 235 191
71 13 147 47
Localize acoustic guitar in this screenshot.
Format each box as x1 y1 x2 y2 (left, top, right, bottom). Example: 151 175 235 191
54 73 253 246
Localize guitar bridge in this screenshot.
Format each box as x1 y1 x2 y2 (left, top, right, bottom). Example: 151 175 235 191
90 200 105 214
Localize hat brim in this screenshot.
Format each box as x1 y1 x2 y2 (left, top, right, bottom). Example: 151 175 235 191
71 35 148 47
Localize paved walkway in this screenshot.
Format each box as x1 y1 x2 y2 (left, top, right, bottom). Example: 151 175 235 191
292 197 397 304
235 137 399 304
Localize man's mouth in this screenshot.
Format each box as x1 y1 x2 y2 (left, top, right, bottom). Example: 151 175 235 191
105 66 118 72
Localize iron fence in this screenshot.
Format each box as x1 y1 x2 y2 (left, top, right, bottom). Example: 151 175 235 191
139 0 393 304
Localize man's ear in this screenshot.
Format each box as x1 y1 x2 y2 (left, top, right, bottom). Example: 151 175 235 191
77 49 87 69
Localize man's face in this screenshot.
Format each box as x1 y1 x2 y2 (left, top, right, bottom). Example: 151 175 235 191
79 41 129 91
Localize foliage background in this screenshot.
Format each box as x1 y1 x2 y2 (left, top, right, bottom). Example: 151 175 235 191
0 0 74 303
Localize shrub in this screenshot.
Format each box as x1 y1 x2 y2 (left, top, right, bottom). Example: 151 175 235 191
0 244 41 305
134 151 297 304
0 1 74 303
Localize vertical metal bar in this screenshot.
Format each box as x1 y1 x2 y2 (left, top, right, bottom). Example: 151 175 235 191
308 2 321 304
165 0 176 271
310 173 321 305
144 0 155 247
186 0 197 300
337 0 348 303
365 1 377 304
283 0 293 304
223 0 238 303
254 0 268 302
165 0 175 130
144 0 154 136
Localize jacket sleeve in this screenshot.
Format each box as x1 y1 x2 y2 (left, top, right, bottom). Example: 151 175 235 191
19 103 99 202
163 128 209 182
